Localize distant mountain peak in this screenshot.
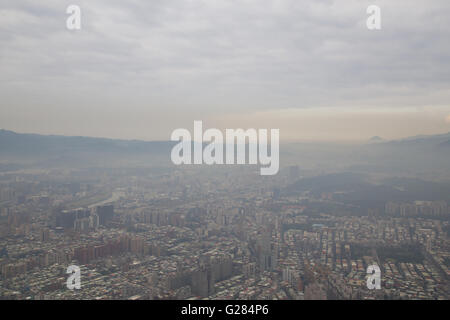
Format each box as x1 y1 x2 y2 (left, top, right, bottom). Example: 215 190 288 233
368 136 384 143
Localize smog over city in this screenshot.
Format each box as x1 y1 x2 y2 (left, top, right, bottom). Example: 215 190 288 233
1 0 450 310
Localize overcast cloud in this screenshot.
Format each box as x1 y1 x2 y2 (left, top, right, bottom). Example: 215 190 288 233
1 0 450 140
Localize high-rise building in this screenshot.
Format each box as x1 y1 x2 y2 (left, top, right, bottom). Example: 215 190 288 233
258 233 278 271
191 267 215 297
96 204 114 226
39 228 50 242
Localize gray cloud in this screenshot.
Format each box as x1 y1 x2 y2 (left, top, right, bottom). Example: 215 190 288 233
0 0 449 140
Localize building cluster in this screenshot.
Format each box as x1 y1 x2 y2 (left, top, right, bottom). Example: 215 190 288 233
0 168 449 300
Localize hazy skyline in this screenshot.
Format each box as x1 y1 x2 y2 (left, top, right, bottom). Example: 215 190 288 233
1 0 450 141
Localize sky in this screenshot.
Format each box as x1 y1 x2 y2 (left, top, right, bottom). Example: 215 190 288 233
1 0 450 141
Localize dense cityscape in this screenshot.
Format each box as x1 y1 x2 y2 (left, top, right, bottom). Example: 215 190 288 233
1 0 450 305
1 165 449 300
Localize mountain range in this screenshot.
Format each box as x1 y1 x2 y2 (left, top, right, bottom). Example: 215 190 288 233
0 129 449 176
